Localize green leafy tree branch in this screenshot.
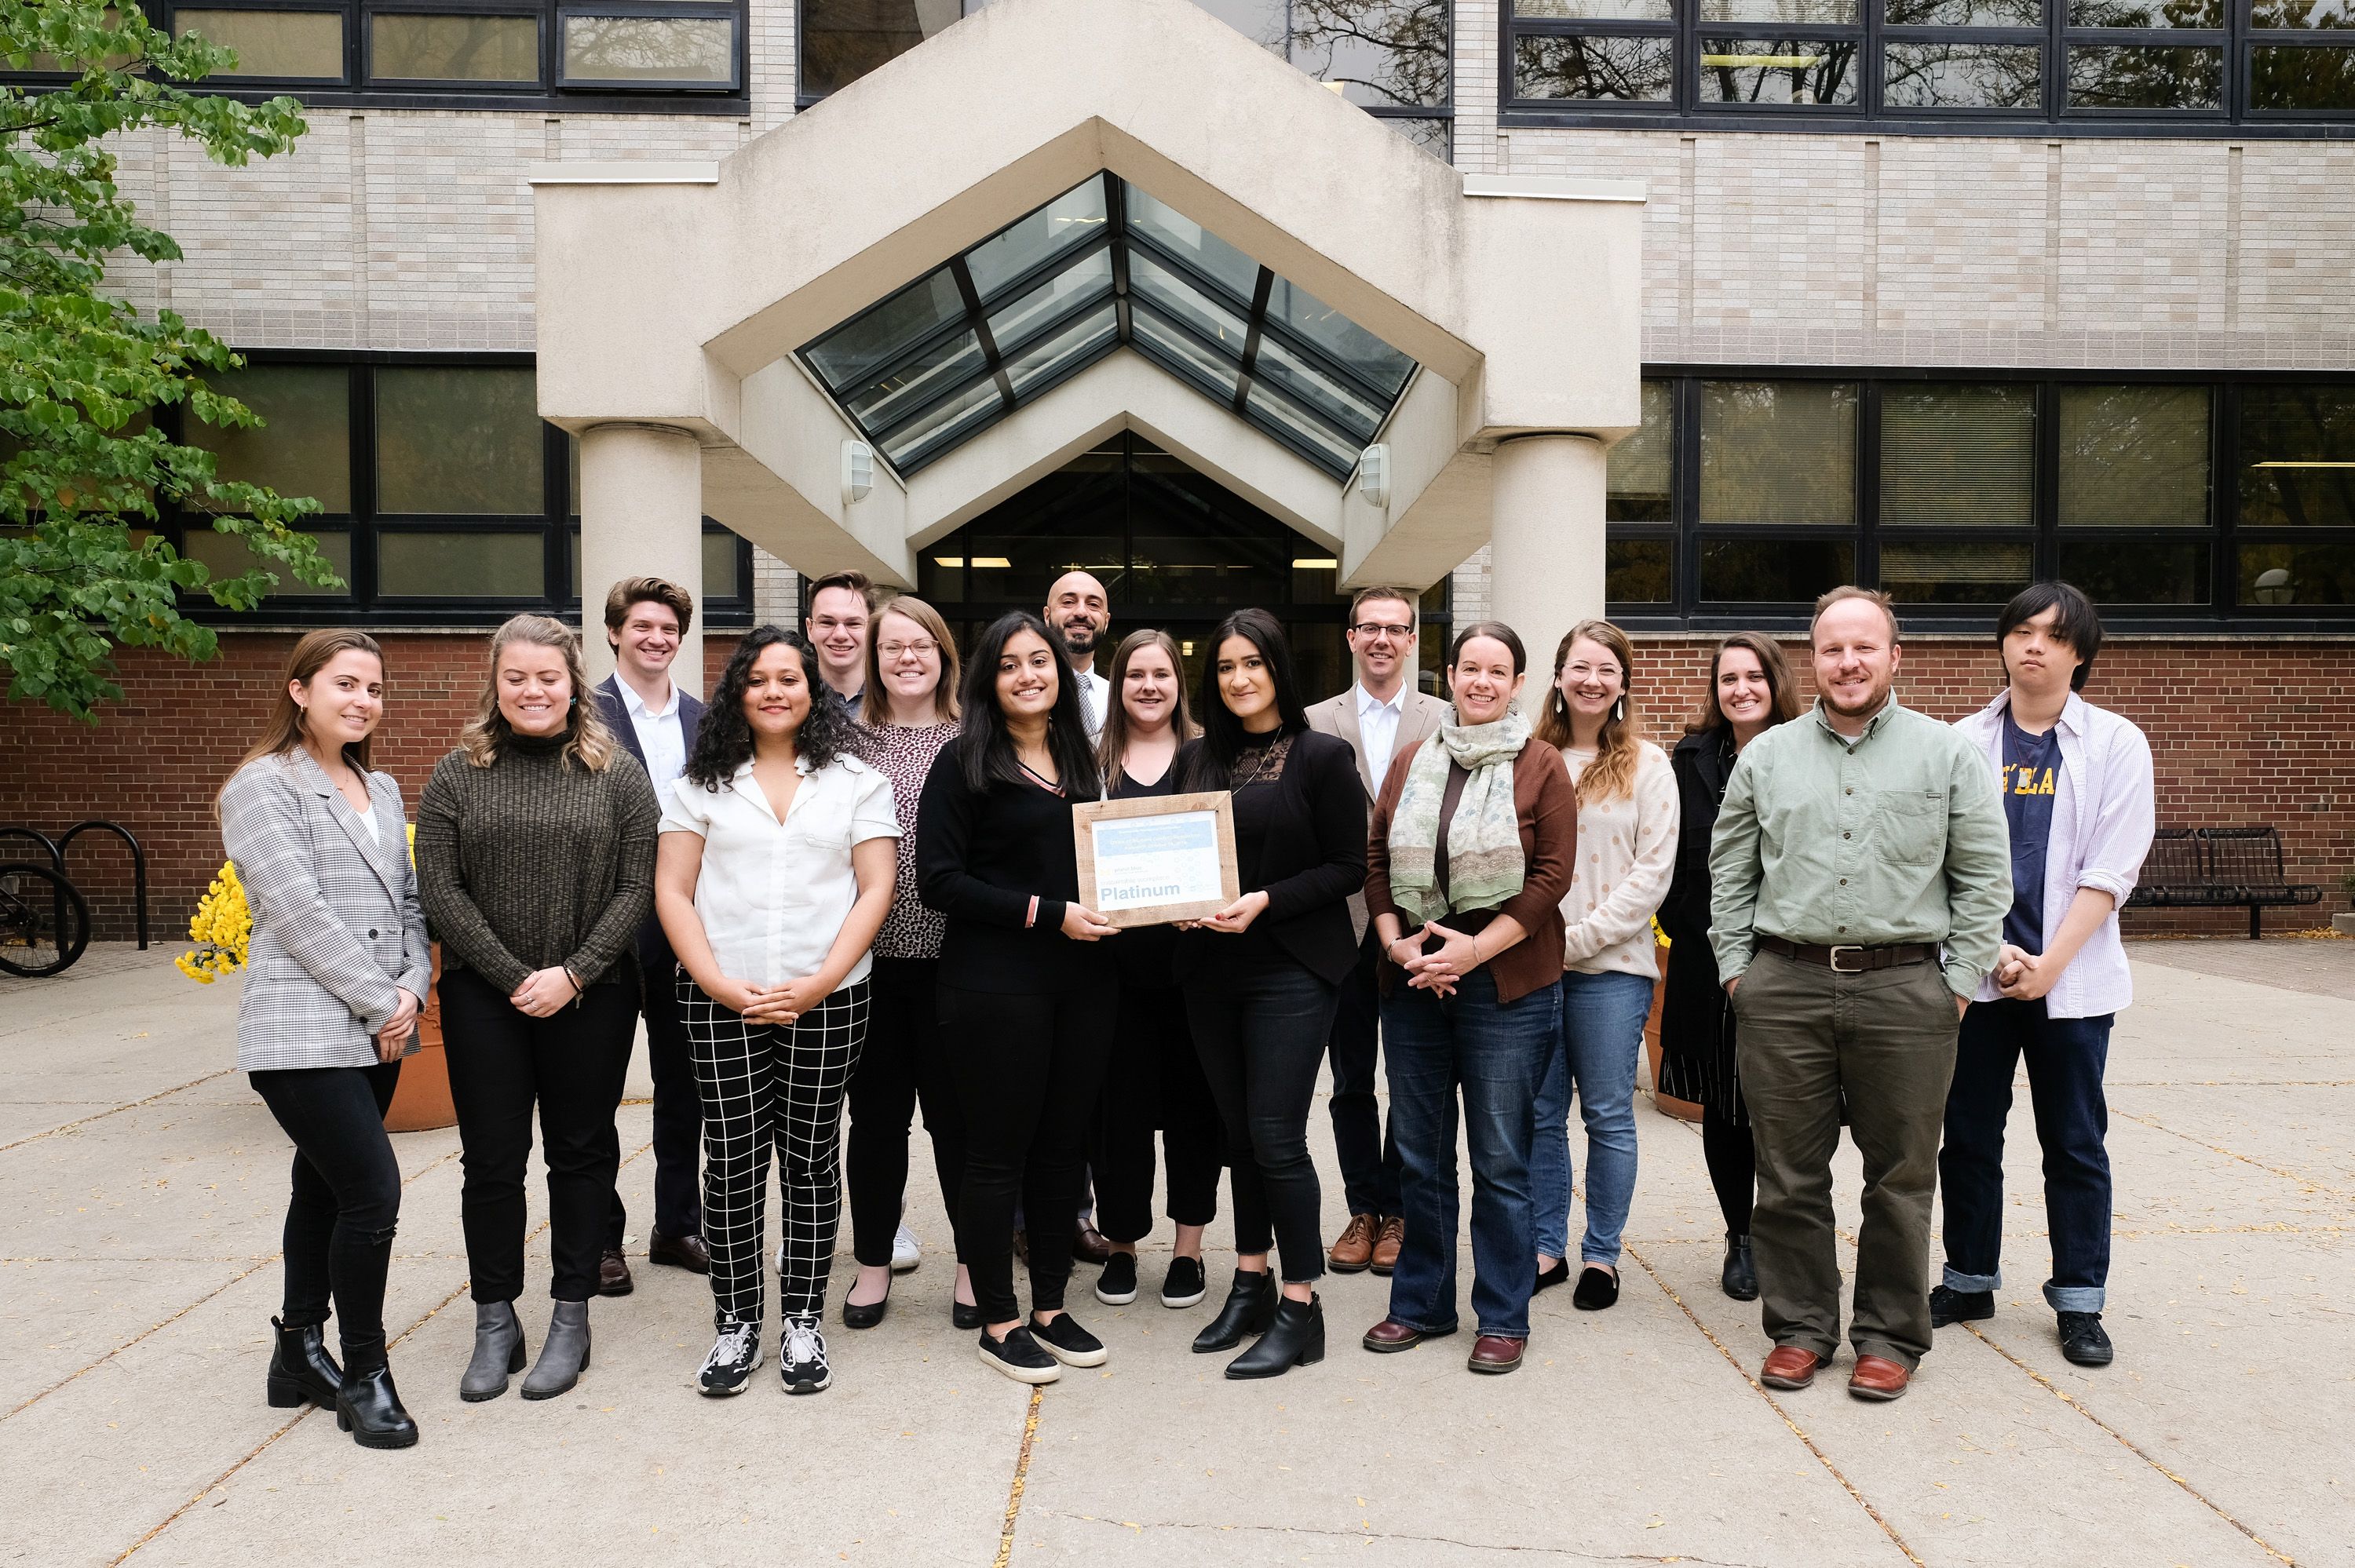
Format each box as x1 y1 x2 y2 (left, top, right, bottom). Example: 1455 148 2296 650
3 0 331 720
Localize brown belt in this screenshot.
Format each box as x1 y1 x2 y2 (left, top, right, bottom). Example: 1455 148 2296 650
1758 935 1936 973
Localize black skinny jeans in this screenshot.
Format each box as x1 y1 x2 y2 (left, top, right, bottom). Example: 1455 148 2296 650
1702 1107 1757 1237
845 956 968 1267
1185 955 1339 1285
940 979 1115 1325
440 965 639 1304
249 1061 404 1353
1091 981 1221 1243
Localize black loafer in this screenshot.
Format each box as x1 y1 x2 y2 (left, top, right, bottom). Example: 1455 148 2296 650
842 1290 889 1330
2057 1311 2114 1367
1572 1266 1619 1311
1534 1258 1571 1293
951 1299 984 1331
1930 1285 1994 1327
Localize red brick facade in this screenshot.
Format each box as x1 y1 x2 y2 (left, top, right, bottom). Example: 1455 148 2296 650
2 629 2346 943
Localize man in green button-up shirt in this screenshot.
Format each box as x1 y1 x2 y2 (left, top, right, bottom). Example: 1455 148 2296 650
1707 588 2009 1402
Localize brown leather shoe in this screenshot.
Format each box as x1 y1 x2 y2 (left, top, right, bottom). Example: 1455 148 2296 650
1759 1344 1824 1390
1848 1354 1911 1401
1072 1222 1113 1267
1466 1335 1525 1374
1361 1317 1453 1353
1369 1216 1404 1276
648 1231 710 1274
1328 1214 1378 1273
597 1247 634 1297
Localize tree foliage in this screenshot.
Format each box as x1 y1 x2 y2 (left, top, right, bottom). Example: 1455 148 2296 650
2 0 330 720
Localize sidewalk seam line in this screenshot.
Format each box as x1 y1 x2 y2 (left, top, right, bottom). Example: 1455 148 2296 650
0 1069 235 1155
992 1384 1046 1568
2112 1108 2352 1201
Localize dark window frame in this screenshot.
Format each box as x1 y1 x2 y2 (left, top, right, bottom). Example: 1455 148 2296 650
1609 363 2355 633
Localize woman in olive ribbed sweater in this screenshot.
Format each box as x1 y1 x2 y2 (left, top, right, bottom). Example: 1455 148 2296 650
416 615 659 1404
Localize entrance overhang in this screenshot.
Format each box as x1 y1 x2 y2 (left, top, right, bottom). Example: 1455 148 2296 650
532 0 1642 685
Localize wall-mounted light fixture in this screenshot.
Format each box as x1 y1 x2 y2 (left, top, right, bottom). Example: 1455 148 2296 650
841 440 874 506
1357 444 1390 510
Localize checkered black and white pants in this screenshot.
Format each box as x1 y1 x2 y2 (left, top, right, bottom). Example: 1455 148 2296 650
683 975 869 1327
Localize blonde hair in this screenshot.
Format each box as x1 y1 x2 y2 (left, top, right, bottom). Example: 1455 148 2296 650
458 614 619 771
220 629 386 809
860 595 962 727
1534 618 1645 804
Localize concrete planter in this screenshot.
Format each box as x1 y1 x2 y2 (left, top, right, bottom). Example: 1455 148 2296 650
2333 912 2355 937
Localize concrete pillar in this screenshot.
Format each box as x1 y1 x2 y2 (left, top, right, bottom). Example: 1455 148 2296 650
579 422 705 695
1488 433 1608 691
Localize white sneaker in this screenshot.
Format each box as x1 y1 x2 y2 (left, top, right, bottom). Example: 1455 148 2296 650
780 1315 831 1395
892 1223 922 1273
696 1319 762 1398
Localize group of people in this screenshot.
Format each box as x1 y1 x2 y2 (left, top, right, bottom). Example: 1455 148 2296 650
218 556 2152 1449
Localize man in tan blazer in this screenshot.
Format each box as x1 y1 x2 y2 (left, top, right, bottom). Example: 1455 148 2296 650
1304 585 1451 1275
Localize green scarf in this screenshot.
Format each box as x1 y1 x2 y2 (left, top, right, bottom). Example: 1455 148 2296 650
1386 713 1532 928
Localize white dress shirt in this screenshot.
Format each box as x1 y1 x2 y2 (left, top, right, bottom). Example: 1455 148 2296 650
616 676 688 796
1079 667 1112 742
658 754 900 988
1354 681 1408 789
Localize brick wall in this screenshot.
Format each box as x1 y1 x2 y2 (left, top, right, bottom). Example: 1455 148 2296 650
2 630 2345 945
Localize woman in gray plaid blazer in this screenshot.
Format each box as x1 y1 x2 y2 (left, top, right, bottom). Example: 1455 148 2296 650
218 629 431 1451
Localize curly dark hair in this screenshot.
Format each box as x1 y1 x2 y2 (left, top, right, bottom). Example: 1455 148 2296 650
684 625 855 790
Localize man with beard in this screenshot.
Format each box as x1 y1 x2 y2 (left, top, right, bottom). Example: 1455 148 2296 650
1708 586 2007 1403
1045 571 1112 741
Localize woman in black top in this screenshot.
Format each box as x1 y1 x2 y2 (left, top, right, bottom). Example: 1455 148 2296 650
1656 632 1801 1303
917 611 1119 1386
1089 629 1222 1315
1176 608 1367 1380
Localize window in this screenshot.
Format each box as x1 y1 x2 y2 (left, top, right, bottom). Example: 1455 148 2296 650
2236 383 2355 607
1501 0 2355 122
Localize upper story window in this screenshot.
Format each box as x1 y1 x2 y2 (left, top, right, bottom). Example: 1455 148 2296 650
1504 0 2355 129
801 0 1452 155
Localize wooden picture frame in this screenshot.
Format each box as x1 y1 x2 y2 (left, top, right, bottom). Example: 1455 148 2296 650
1071 790 1240 929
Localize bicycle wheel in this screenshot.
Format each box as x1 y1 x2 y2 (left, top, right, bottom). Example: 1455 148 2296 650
0 862 92 977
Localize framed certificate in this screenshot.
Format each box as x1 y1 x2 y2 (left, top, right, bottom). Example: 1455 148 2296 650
1071 791 1240 929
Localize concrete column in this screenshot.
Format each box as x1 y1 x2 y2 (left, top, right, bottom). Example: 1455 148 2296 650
1488 433 1608 689
579 422 705 695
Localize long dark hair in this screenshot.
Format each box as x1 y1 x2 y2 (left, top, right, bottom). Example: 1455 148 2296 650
685 625 854 790
1186 607 1309 787
951 611 1102 799
1095 628 1196 780
1682 632 1802 740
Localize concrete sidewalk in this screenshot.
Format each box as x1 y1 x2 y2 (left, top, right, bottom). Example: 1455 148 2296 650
2 940 2347 1567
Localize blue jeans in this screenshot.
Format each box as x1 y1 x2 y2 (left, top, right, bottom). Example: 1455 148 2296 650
1380 968 1561 1340
1939 999 2114 1313
1532 969 1653 1266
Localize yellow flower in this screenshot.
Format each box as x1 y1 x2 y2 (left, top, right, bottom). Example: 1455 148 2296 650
179 859 252 984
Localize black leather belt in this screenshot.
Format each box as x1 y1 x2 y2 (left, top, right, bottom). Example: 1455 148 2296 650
1758 935 1936 973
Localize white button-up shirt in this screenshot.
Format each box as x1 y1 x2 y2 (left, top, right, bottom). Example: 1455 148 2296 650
617 678 688 797
1354 682 1407 789
1077 667 1112 742
658 754 900 988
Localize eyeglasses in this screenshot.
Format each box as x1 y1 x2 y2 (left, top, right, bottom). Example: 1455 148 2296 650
1352 622 1415 640
1563 662 1623 682
878 640 937 661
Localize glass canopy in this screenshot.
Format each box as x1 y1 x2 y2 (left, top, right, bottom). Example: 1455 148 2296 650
797 174 1418 480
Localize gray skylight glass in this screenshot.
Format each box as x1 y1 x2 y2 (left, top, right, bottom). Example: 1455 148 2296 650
796 173 1419 479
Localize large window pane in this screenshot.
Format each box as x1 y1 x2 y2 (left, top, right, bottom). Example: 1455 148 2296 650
1517 0 1672 14
1244 379 1364 474
2251 0 2353 22
966 181 1108 298
878 378 1002 467
1887 0 2040 20
1251 331 1388 443
1605 539 1674 601
1880 384 2034 526
2066 46 2224 108
1882 42 2042 108
188 365 351 513
805 270 966 391
1130 304 1243 401
1703 0 1860 18
378 531 546 596
376 366 543 515
703 531 741 600
1288 0 1452 108
798 0 958 94
985 250 1115 352
2057 540 2209 602
2250 44 2355 111
560 13 733 85
1700 381 1857 524
2067 0 2221 22
1879 539 2033 602
845 330 988 432
1700 539 1857 600
174 10 345 77
1130 252 1253 356
371 13 539 82
1262 279 1417 399
1699 38 1862 103
1515 35 1677 100
2240 543 2355 605
1608 380 1674 521
1124 189 1263 304
2057 385 2211 527
2240 385 2355 526
1002 303 1119 398
181 527 352 598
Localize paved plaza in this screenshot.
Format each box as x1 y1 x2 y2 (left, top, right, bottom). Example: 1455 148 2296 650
2 939 2348 1567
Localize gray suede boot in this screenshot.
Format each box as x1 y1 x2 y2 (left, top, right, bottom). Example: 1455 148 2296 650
520 1300 592 1400
459 1300 527 1403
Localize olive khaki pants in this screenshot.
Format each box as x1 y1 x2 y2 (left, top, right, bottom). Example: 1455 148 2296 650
1732 947 1961 1371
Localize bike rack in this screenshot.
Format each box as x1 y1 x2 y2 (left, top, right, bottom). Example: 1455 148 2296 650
58 822 149 951
0 826 63 872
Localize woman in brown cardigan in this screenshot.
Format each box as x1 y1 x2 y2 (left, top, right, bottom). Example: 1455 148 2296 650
1357 621 1578 1377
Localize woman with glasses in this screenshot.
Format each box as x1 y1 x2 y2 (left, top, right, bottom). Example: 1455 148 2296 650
842 597 973 1330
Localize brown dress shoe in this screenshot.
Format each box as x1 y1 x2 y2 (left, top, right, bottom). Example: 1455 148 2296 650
1361 1318 1453 1353
1369 1216 1404 1276
1467 1335 1525 1374
1072 1222 1114 1267
648 1231 710 1274
597 1247 634 1297
1327 1214 1378 1273
1848 1354 1911 1401
1759 1344 1824 1390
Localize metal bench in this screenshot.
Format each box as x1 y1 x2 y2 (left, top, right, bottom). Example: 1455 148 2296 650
2126 826 2324 939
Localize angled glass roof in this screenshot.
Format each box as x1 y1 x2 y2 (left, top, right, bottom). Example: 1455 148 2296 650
797 173 1418 480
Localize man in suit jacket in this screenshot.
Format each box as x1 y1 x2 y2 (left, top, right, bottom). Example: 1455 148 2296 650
1304 585 1451 1276
593 577 710 1290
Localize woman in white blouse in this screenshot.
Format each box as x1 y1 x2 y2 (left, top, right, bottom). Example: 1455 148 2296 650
655 626 899 1398
1528 619 1679 1311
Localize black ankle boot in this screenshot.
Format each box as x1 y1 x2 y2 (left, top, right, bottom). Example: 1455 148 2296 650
1722 1234 1759 1302
1226 1292 1324 1380
334 1343 418 1450
1192 1269 1278 1354
265 1316 343 1409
